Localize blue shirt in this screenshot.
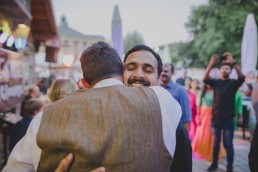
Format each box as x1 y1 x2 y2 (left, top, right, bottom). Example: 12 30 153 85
164 81 192 122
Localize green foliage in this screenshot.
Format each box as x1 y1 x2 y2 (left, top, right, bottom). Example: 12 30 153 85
181 0 258 67
123 31 145 53
167 42 189 65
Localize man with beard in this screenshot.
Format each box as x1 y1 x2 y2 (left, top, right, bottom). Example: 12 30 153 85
203 53 245 172
160 63 192 132
56 45 192 172
123 45 192 172
4 42 181 172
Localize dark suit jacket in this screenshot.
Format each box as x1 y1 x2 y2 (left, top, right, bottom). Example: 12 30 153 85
170 121 192 172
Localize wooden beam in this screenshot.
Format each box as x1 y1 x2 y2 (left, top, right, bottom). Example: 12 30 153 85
44 0 57 35
30 0 58 41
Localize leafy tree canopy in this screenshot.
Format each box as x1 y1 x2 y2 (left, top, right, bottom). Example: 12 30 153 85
123 31 145 53
180 0 258 67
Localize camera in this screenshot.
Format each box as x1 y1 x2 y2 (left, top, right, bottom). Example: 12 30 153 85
219 55 227 61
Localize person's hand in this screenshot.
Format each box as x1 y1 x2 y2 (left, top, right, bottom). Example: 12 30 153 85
55 153 73 172
208 55 219 67
55 153 105 172
89 167 105 172
223 52 235 63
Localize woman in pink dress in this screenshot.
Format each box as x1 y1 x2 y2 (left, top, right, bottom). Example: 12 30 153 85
192 84 225 162
186 78 199 140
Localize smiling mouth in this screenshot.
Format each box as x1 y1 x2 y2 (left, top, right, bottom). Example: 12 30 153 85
131 83 144 87
127 78 151 87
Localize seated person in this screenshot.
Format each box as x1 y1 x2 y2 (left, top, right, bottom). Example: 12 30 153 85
9 98 43 151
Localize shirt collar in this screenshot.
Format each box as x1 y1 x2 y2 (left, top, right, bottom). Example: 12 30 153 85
165 80 174 89
93 78 124 88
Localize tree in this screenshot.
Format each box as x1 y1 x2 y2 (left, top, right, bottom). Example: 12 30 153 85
123 31 145 53
181 0 258 67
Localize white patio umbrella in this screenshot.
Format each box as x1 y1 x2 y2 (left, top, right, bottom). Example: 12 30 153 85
241 14 257 137
241 13 257 75
111 5 123 58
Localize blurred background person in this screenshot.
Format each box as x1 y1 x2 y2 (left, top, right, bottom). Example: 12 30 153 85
234 90 243 131
47 78 78 103
240 70 256 139
4 78 78 172
203 53 244 172
9 98 44 151
242 71 255 100
20 85 40 117
249 80 258 172
189 79 201 96
248 73 258 137
160 63 192 132
176 67 187 86
185 77 197 140
37 78 48 95
192 83 225 162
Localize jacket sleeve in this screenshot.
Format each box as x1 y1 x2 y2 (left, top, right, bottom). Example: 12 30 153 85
170 121 192 172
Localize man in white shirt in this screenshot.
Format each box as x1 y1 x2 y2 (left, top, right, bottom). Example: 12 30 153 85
57 44 192 172
3 42 181 172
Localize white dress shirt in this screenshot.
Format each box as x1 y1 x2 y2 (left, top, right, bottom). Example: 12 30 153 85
3 78 181 172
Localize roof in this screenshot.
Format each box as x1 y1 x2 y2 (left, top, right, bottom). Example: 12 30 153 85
58 16 104 40
0 0 32 26
31 0 58 41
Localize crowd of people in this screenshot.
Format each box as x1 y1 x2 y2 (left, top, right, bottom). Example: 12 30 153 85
2 41 258 172
176 54 257 172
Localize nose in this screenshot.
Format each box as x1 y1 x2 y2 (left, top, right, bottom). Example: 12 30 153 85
133 68 144 78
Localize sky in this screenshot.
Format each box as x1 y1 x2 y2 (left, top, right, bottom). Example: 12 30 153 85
52 0 208 47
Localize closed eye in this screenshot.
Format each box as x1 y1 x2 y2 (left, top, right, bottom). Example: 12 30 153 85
125 63 137 71
143 65 154 73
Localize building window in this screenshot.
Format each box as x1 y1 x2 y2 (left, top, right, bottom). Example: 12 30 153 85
63 40 69 47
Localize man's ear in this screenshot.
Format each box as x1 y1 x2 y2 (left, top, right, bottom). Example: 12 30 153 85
81 78 90 88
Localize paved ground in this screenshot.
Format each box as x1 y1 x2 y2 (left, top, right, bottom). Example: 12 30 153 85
0 129 252 171
193 131 251 172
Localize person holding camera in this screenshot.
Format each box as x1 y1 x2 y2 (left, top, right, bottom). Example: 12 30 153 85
203 53 245 172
